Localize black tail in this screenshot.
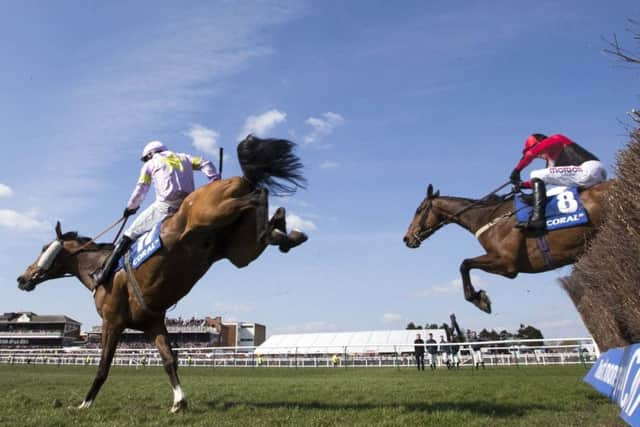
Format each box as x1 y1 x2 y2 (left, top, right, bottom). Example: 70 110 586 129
237 134 307 196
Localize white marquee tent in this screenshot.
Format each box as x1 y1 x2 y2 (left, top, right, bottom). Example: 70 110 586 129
254 329 448 355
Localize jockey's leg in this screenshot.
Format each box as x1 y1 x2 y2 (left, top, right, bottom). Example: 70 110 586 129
525 178 546 231
93 235 133 285
94 201 175 285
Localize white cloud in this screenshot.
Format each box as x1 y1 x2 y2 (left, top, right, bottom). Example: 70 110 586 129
382 312 403 324
319 161 340 169
286 214 317 232
303 112 344 144
413 275 488 297
185 124 220 155
0 184 13 198
0 209 49 231
239 109 287 139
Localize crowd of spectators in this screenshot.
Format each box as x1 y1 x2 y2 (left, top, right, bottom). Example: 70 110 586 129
165 317 208 327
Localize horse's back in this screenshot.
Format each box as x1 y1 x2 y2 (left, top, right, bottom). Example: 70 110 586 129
580 180 613 226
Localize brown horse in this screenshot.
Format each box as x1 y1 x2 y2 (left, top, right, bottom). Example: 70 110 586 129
403 181 611 313
17 135 307 413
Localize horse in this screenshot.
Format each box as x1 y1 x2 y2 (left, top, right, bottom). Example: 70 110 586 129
17 135 308 413
403 182 611 313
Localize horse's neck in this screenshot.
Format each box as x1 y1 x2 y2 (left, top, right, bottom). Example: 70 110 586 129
66 247 109 291
436 197 507 233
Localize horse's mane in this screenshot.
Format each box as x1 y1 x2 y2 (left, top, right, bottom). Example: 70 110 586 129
61 231 113 250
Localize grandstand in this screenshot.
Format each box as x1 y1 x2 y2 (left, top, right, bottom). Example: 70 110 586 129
255 329 447 355
0 312 81 348
87 316 265 348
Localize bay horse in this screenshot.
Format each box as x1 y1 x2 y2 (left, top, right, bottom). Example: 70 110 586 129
16 135 307 413
403 182 611 313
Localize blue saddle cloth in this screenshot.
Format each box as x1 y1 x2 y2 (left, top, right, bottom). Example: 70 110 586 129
514 187 589 231
116 222 163 272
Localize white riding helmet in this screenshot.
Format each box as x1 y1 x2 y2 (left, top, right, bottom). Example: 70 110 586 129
141 140 167 161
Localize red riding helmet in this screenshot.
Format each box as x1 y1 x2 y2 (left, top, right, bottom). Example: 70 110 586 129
522 133 547 154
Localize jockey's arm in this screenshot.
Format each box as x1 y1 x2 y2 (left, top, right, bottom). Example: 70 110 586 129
189 155 220 182
514 135 569 188
127 164 152 210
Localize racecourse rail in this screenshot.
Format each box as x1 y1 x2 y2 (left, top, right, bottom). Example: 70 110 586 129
0 337 597 368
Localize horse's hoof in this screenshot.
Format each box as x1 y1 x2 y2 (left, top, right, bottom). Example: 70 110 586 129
279 230 308 253
77 400 93 409
474 290 492 314
170 399 188 414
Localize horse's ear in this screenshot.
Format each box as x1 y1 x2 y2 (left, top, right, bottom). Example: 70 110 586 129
55 221 62 239
434 190 440 198
427 184 433 197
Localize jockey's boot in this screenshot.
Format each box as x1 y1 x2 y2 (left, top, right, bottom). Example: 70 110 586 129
93 235 133 286
525 179 547 231
516 178 547 230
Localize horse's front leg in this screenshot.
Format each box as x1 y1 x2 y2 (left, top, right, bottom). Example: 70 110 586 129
78 320 124 409
460 255 499 314
147 320 186 413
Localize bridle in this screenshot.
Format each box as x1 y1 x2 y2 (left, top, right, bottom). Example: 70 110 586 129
413 181 514 243
32 216 129 281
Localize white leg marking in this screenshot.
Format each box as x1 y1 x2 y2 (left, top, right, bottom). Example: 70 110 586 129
173 385 185 405
78 400 93 409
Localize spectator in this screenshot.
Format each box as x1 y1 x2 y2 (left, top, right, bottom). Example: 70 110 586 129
469 331 485 370
331 354 339 367
438 336 449 368
426 333 438 370
448 341 461 369
414 333 425 371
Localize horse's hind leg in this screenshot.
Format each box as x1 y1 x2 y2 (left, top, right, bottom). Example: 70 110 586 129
148 320 187 413
263 207 308 253
78 321 124 409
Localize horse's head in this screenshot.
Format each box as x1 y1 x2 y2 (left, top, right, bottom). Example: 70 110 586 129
403 184 445 249
17 221 78 292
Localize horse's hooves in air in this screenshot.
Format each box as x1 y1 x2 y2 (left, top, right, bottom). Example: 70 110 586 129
279 230 308 253
473 290 492 314
170 399 188 414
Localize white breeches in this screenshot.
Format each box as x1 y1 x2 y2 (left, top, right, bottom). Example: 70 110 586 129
472 350 483 364
529 160 606 187
125 199 182 239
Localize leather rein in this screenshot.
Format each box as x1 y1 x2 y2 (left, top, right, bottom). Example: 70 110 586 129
413 182 513 242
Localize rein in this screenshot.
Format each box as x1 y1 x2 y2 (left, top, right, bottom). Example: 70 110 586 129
414 181 513 242
69 216 128 255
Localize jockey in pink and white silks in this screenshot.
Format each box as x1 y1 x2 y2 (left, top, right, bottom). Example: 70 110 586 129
94 140 219 285
508 134 606 231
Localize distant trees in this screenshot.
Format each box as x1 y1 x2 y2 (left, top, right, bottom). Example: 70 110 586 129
407 322 544 341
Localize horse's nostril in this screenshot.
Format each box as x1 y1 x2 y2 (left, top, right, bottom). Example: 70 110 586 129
17 276 23 284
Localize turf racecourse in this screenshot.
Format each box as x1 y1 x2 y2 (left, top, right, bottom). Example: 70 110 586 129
0 364 623 426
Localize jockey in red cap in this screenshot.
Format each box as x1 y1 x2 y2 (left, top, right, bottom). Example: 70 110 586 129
509 134 606 231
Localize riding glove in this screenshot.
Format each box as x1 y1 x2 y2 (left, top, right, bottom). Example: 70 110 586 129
123 207 139 218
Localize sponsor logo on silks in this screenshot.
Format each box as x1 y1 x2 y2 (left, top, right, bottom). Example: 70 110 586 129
549 166 583 175
585 344 640 426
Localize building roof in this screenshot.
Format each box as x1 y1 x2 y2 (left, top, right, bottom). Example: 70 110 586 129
0 312 81 325
255 329 448 354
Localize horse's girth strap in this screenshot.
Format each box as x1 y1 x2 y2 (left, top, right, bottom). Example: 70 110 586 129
124 252 158 316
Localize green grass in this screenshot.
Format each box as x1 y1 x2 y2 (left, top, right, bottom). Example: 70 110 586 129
0 364 624 426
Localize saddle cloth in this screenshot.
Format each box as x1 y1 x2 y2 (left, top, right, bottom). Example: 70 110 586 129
117 221 164 271
515 186 589 231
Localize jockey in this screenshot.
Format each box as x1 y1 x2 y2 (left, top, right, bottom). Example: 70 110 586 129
94 140 220 285
509 134 606 231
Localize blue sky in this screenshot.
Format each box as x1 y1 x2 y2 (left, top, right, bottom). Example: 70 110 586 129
1 1 638 338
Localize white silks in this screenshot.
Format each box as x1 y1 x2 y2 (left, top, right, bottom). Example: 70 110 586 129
37 240 63 270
